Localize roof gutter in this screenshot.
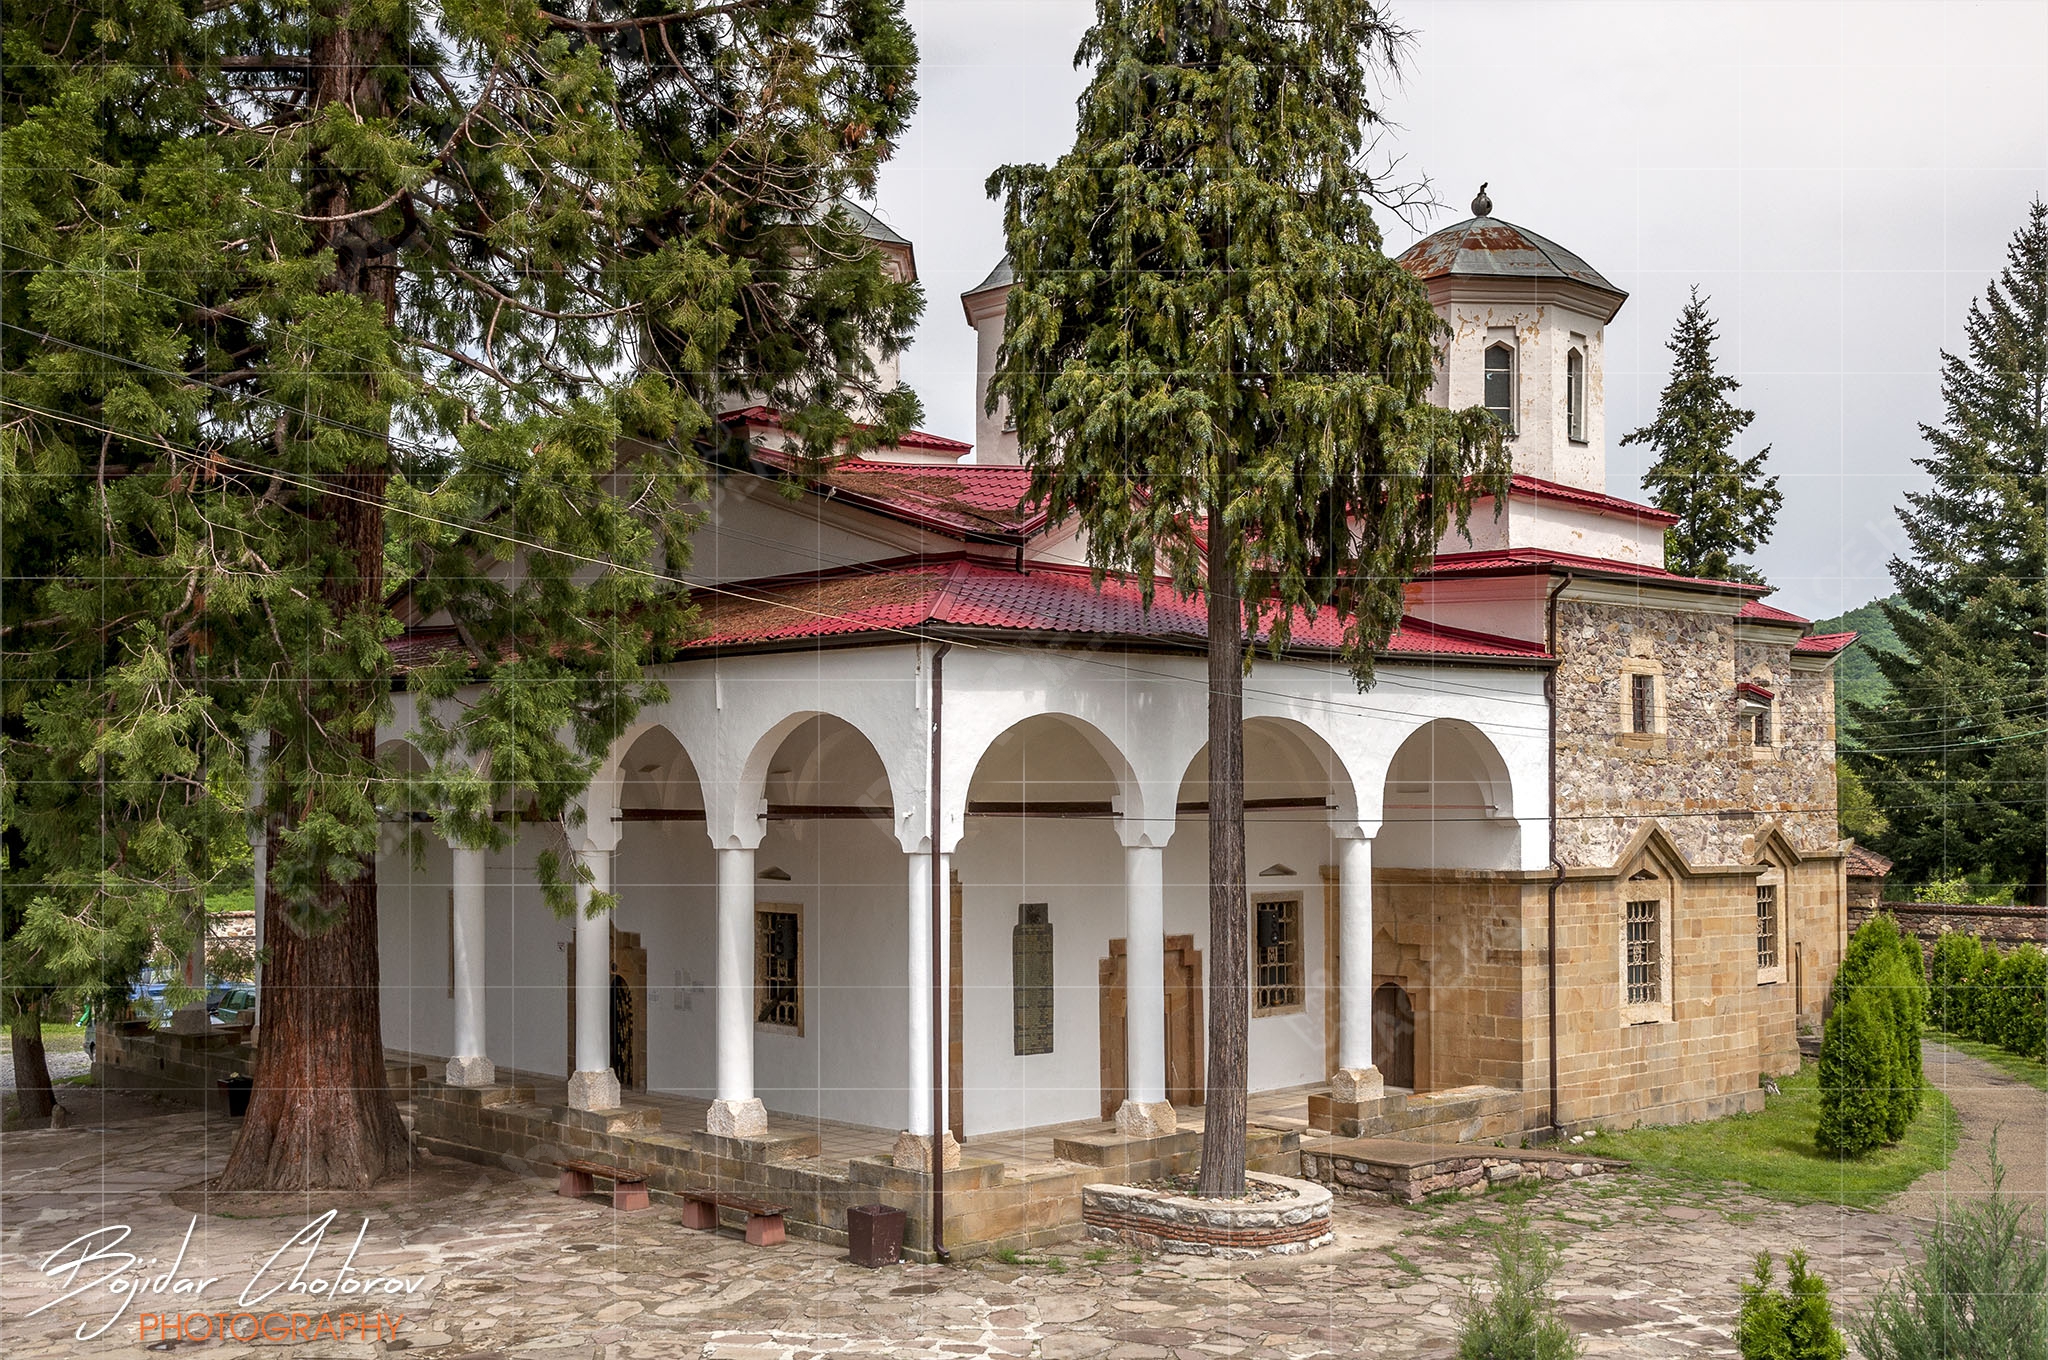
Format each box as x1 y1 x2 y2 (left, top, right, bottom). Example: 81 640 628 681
1544 570 1575 1139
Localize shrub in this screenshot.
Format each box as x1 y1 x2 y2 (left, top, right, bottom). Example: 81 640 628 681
1455 1210 1582 1360
1855 1144 2046 1360
1816 984 1896 1156
1738 1250 1846 1360
1928 933 2047 1062
1929 932 1985 1034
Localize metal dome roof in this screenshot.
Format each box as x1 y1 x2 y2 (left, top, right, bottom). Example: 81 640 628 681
1397 202 1625 304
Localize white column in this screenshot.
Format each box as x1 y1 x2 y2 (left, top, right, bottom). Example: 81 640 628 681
1332 832 1383 1103
893 847 959 1172
565 845 620 1111
707 846 767 1136
445 843 493 1086
1114 842 1175 1136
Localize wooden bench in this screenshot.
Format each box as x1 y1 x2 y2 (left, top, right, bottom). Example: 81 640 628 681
680 1191 788 1246
554 1159 650 1212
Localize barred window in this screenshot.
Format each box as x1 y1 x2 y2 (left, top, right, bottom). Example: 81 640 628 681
1626 899 1661 1005
1566 348 1588 442
1752 710 1772 746
1631 674 1657 734
1484 344 1517 432
1253 898 1303 1014
755 907 802 1032
1757 885 1779 971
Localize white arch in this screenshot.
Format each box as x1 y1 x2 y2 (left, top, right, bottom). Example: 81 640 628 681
722 708 908 852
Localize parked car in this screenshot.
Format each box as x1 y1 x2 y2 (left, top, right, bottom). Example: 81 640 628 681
211 987 257 1026
127 967 175 1025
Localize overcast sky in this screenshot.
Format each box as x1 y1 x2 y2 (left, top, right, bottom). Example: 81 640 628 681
867 0 2048 620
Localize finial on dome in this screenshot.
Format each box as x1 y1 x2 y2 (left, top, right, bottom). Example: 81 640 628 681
1472 183 1492 217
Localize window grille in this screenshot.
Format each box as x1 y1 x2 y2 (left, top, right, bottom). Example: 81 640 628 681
1631 674 1656 733
1757 885 1779 970
1566 349 1587 442
1254 898 1302 1013
1484 344 1516 431
755 909 801 1030
1626 899 1661 1005
1753 710 1772 746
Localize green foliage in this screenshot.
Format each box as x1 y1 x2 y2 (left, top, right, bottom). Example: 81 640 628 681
1620 288 1783 583
1818 916 1927 1155
1845 201 2047 903
1454 1210 1581 1360
1918 875 2015 907
1812 596 1903 723
1932 932 2047 1062
985 0 1510 681
1838 764 1889 842
1855 1145 2047 1360
1738 1251 1846 1360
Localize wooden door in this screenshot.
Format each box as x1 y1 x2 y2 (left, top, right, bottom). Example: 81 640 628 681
1099 935 1204 1119
1372 981 1415 1090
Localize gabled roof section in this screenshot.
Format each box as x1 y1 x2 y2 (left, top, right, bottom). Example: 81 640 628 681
1846 845 1893 878
1423 546 1772 597
1792 630 1858 658
1740 598 1811 626
832 197 910 248
742 447 1043 543
1736 681 1776 703
1503 475 1678 526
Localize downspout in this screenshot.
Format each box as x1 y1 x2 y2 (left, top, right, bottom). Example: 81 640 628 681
1544 572 1574 1139
928 639 954 1261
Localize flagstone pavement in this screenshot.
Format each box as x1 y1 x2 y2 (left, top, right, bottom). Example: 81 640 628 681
1 1043 2036 1360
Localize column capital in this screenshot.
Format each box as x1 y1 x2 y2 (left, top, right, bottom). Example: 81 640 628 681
1334 821 1381 843
1117 820 1176 851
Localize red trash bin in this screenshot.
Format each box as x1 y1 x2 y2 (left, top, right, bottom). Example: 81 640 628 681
846 1204 906 1267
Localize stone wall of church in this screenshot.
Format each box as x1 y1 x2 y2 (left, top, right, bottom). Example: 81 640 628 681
1371 871 1541 1094
1551 599 1839 869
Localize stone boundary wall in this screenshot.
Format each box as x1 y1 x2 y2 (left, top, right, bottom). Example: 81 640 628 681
1852 902 2048 949
1081 1174 1333 1257
93 1027 424 1115
1300 1144 1621 1204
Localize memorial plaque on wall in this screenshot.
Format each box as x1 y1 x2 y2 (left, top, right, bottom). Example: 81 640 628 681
1013 903 1054 1055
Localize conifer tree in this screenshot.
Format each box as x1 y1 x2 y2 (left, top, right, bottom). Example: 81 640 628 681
1621 289 1782 583
1 0 919 1186
1847 202 2048 905
987 0 1507 1194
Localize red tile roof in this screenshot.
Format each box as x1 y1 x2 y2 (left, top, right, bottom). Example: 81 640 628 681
1793 630 1858 657
805 460 1043 540
635 558 1548 662
1845 845 1893 878
1737 681 1775 702
1423 547 1773 595
1498 475 1679 526
721 405 974 455
1740 598 1812 625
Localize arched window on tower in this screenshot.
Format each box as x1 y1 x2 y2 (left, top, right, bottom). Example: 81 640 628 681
1483 343 1516 433
1566 347 1587 443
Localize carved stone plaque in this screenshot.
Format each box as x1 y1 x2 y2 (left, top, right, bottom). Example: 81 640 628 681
1013 903 1054 1055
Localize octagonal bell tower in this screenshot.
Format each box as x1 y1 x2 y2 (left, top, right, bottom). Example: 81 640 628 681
1398 187 1628 493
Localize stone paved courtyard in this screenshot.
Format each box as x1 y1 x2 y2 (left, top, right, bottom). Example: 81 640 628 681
1 1043 2038 1359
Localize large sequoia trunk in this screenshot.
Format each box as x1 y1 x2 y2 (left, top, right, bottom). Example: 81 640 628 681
216 5 409 1191
8 1000 58 1125
1197 485 1250 1197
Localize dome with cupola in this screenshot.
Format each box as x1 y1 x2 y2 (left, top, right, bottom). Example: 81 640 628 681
1397 185 1626 317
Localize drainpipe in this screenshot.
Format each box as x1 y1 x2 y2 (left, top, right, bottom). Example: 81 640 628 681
1544 572 1574 1139
928 639 954 1261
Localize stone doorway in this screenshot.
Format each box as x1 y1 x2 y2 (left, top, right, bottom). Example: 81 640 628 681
1098 934 1204 1120
1373 981 1415 1090
567 926 647 1091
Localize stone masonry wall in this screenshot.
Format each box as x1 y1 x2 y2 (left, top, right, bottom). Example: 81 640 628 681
1372 872 1542 1093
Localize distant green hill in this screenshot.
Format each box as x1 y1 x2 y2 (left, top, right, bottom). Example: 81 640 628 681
1812 596 1904 723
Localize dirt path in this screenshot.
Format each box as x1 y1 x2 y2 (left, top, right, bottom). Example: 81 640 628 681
1892 1038 2046 1229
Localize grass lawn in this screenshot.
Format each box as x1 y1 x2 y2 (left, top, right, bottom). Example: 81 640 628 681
1927 1029 2048 1091
1580 1063 1956 1209
37 1022 88 1055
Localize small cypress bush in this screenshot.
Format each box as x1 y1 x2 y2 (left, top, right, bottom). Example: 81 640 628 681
1929 932 1982 1033
1738 1250 1846 1360
1856 1145 2046 1360
1455 1210 1582 1360
1992 944 2046 1061
1816 984 1895 1156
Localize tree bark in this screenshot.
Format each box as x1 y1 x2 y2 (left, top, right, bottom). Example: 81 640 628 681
216 2 409 1190
1198 487 1249 1197
8 999 57 1124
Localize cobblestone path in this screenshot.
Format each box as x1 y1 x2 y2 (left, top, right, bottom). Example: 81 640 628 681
0 1087 1983 1360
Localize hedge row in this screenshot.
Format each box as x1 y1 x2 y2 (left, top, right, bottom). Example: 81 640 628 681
1928 932 2048 1061
1816 915 1927 1158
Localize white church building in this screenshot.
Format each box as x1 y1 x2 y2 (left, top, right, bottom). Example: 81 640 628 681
369 194 1854 1245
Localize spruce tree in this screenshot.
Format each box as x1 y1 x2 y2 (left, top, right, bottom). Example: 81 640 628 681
987 0 1507 1194
1 0 919 1186
1621 289 1782 583
1847 202 2048 904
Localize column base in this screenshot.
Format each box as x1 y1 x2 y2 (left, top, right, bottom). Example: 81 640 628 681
892 1130 961 1174
565 1069 621 1111
1113 1099 1178 1138
445 1054 495 1087
706 1097 768 1138
1330 1066 1385 1103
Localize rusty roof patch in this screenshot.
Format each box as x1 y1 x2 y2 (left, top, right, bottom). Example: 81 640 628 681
1398 216 1625 300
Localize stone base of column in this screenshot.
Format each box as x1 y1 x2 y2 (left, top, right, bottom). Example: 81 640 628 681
169 1006 211 1036
891 1130 961 1174
706 1097 768 1138
565 1069 621 1112
445 1054 495 1087
1113 1099 1178 1138
1330 1066 1385 1103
